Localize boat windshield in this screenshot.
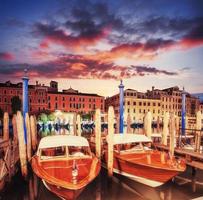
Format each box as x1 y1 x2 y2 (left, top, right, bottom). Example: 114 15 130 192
68 146 91 157
40 146 66 159
114 142 151 153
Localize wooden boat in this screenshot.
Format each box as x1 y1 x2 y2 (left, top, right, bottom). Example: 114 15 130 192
31 135 100 200
100 134 186 187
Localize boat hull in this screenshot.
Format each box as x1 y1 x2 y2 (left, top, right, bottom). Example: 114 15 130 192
31 156 100 200
103 151 185 187
42 179 83 200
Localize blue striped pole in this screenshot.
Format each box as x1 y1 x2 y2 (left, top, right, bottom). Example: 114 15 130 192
119 80 124 134
22 69 29 144
181 87 186 135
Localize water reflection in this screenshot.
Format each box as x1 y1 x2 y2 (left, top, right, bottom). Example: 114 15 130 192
1 167 203 200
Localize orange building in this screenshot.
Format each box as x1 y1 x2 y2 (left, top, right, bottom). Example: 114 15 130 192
0 81 47 114
0 80 104 115
48 87 104 113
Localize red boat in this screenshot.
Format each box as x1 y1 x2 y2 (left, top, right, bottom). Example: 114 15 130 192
93 134 185 187
31 135 100 199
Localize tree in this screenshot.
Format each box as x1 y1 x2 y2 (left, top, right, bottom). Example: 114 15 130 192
11 96 22 114
38 113 48 123
48 113 56 121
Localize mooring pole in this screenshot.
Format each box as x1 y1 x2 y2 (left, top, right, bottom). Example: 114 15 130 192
22 69 29 144
182 87 186 135
119 80 124 134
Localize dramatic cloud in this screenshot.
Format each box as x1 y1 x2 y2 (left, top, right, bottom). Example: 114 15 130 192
131 65 178 76
34 21 110 50
179 19 203 48
0 52 15 61
0 53 178 80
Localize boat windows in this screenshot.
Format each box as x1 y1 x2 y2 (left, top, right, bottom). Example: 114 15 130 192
68 146 91 157
114 142 151 154
40 146 66 159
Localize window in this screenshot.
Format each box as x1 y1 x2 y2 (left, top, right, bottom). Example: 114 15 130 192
133 102 136 106
127 101 130 105
139 102 142 106
55 96 57 101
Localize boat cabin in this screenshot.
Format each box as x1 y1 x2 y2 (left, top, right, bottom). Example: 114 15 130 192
106 134 152 154
37 135 92 160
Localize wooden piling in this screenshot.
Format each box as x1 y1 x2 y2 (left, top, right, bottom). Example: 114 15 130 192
26 113 32 161
169 113 176 158
162 112 169 146
107 106 114 177
175 116 179 136
95 109 101 158
127 113 132 133
195 111 202 152
12 114 18 143
3 112 9 141
73 113 77 136
16 111 27 177
157 116 160 133
30 115 37 151
76 114 81 136
146 112 152 139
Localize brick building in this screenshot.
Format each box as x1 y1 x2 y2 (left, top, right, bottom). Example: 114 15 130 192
0 81 47 114
0 80 104 115
48 87 104 113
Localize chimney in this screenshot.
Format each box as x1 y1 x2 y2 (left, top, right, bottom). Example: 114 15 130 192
36 81 38 86
152 86 155 91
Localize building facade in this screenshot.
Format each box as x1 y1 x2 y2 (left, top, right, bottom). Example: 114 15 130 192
0 81 48 114
0 81 104 115
105 86 201 124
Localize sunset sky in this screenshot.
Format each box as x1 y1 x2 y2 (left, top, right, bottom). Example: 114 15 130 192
0 0 203 96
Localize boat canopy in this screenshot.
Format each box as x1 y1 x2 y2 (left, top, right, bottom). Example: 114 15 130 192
38 135 89 150
106 133 151 145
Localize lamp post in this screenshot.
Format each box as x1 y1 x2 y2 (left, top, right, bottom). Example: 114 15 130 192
22 69 29 144
119 80 124 134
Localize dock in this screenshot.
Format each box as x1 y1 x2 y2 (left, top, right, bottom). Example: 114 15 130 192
154 144 203 170
0 139 19 190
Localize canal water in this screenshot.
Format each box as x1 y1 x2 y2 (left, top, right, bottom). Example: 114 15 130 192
1 127 203 200
0 163 203 200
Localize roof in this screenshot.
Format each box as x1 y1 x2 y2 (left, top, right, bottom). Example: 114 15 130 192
0 81 35 89
48 91 103 97
38 135 89 149
106 134 151 145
